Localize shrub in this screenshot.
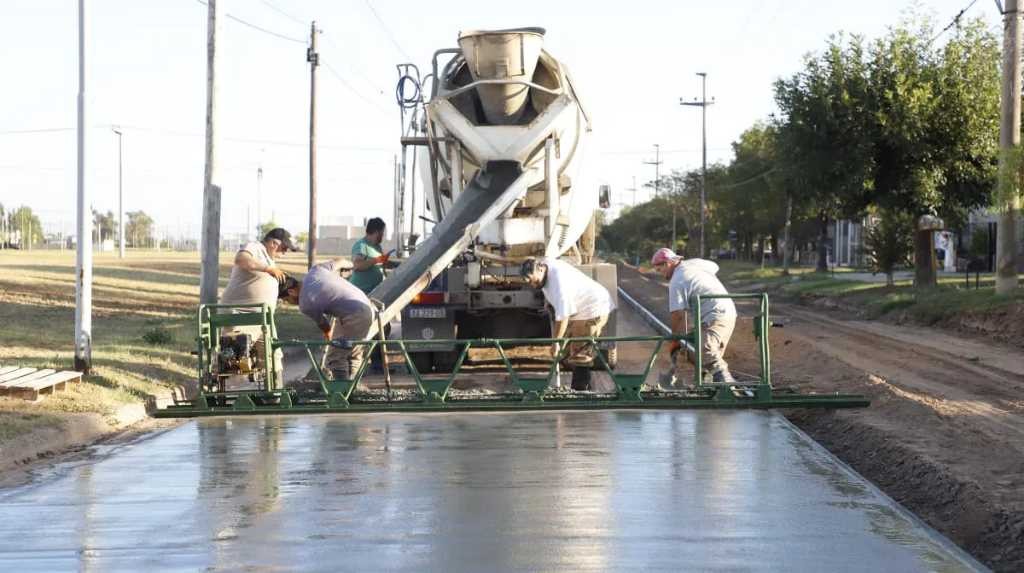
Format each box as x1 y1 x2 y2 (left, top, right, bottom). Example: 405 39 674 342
142 325 174 346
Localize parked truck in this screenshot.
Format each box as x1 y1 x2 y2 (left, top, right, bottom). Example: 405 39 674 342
370 27 616 373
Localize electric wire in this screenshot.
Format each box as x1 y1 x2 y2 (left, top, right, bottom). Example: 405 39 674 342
361 0 412 61
322 62 393 117
193 0 305 44
258 0 306 26
928 0 981 45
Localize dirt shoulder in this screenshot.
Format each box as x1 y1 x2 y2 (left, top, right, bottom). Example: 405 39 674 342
617 263 1024 572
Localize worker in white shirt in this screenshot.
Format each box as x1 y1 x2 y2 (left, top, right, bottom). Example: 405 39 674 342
521 257 615 390
651 247 737 384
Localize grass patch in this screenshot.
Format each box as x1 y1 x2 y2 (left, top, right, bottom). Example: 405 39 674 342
0 411 64 442
718 260 1023 331
0 249 318 430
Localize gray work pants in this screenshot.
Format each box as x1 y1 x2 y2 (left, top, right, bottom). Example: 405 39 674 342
676 314 735 374
325 305 374 378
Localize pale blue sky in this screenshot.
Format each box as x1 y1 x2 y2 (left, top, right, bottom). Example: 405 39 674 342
0 0 1004 239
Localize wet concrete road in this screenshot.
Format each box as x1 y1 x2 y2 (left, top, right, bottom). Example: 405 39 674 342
0 411 985 572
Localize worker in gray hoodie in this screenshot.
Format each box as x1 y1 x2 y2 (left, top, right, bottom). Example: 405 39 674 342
651 247 737 384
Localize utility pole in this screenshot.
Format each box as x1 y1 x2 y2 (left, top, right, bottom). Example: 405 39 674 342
643 144 662 198
997 0 1021 295
256 164 263 236
112 126 124 258
74 0 92 373
682 72 714 258
627 175 638 206
307 21 320 269
199 0 223 304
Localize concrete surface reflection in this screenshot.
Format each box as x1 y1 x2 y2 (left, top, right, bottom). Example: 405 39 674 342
0 411 987 572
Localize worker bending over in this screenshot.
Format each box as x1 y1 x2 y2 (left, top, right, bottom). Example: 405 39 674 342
651 248 737 384
300 258 375 380
220 228 301 382
521 257 615 390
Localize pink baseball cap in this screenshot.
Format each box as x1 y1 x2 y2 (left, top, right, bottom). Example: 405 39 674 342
651 248 680 266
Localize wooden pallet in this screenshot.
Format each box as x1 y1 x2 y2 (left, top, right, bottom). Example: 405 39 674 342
0 366 82 401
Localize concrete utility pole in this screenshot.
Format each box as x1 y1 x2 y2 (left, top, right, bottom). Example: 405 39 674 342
256 164 263 234
307 21 320 269
75 0 92 373
643 144 662 197
682 72 714 258
997 0 1022 294
112 126 124 258
627 175 638 206
199 0 224 304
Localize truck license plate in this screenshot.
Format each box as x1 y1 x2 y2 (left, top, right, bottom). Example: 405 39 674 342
409 307 446 319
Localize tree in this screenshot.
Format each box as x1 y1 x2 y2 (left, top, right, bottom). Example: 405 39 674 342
92 209 116 243
774 34 876 271
865 18 999 288
863 209 914 286
296 231 309 247
126 210 154 248
257 220 278 239
5 205 43 247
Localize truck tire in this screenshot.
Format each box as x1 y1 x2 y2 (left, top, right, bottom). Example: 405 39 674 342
578 212 597 264
409 351 434 374
432 350 460 373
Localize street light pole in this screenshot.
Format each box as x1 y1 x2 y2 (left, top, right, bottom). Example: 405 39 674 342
112 126 124 258
681 72 714 258
75 0 93 373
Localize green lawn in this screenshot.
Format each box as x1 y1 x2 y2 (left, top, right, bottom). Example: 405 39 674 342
0 249 318 432
717 260 1024 325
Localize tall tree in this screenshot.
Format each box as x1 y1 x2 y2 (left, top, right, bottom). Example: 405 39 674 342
867 18 998 287
126 210 155 248
774 34 875 271
7 206 43 247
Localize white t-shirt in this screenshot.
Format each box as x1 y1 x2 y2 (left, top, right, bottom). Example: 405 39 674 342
668 258 737 323
541 258 614 321
221 241 279 310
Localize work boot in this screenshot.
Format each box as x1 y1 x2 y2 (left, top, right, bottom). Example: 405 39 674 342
711 368 736 385
571 367 592 391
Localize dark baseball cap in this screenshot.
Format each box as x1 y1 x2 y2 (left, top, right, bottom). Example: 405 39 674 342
263 228 299 251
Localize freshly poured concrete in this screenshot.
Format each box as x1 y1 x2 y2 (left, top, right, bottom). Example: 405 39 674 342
0 411 985 572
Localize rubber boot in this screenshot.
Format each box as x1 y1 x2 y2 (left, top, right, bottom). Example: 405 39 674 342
571 367 592 391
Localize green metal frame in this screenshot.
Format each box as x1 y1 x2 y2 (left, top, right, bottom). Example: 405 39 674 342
156 296 869 418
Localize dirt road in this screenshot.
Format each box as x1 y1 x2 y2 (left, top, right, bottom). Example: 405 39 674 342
617 264 1024 572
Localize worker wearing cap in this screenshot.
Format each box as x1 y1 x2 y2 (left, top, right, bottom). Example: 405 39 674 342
300 258 375 380
220 228 300 384
651 247 737 384
522 257 615 390
349 217 392 295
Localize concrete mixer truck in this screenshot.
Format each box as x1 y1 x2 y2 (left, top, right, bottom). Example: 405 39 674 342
370 27 616 373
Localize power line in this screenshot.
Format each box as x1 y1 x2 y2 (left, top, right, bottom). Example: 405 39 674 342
361 0 412 61
193 0 305 44
322 32 388 97
258 0 305 26
717 167 777 190
928 0 981 45
323 62 393 117
0 127 75 135
103 124 395 151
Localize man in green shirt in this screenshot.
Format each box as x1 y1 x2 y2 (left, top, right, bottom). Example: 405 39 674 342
350 217 391 294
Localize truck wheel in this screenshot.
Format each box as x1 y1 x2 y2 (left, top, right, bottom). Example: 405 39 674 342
578 212 597 264
409 352 433 374
432 350 460 373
